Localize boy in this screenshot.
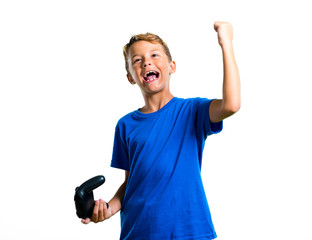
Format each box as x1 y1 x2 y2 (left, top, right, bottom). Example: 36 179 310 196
82 21 240 240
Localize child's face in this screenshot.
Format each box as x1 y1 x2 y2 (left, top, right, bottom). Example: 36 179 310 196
127 40 176 96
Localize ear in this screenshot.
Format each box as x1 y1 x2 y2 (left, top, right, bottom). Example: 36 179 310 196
169 61 176 74
127 73 136 85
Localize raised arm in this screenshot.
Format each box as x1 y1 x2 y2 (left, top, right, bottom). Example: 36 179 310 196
209 21 241 123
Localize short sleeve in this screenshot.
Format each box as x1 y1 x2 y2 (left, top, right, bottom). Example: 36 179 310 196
111 126 130 171
195 98 223 140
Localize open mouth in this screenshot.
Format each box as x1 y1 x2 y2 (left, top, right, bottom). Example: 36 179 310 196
143 70 160 82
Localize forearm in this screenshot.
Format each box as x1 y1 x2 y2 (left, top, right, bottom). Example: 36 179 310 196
221 42 240 113
108 179 127 216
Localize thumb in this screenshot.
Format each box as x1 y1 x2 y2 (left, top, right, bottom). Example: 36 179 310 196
103 201 112 219
81 218 91 224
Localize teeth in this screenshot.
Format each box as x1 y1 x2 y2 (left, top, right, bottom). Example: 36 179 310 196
144 70 157 78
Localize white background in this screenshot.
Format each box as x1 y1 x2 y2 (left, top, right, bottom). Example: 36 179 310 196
1 0 311 239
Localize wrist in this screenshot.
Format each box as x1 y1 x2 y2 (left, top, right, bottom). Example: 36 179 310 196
108 198 122 216
220 40 233 50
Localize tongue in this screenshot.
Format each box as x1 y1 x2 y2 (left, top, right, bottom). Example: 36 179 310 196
146 74 157 81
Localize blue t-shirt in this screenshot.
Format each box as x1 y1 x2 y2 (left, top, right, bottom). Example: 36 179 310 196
111 97 223 240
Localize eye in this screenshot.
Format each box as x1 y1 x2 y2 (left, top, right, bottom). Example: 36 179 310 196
152 54 158 57
133 58 141 64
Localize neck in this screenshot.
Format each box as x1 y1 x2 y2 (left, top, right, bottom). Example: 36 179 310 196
140 91 174 113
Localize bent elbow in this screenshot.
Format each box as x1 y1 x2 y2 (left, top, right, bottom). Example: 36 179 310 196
224 102 240 115
231 103 241 113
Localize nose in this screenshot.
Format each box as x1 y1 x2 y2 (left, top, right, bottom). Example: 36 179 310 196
143 59 151 67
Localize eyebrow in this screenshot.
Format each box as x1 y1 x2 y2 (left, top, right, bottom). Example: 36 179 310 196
131 55 139 60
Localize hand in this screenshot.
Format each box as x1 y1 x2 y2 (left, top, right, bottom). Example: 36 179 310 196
81 199 112 224
214 21 233 48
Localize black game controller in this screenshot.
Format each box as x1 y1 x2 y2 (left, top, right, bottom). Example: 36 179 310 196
74 175 108 219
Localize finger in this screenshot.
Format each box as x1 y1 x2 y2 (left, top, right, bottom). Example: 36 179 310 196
92 200 99 223
214 21 228 32
98 199 104 221
214 21 222 32
81 218 91 224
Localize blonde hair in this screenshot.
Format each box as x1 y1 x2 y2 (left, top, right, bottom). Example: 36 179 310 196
123 33 172 74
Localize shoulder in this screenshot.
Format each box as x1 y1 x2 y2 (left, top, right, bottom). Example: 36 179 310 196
114 110 137 131
174 97 199 105
175 97 214 108
118 110 136 123
176 97 212 103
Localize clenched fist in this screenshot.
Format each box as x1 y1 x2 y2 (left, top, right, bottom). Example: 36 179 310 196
214 21 233 47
